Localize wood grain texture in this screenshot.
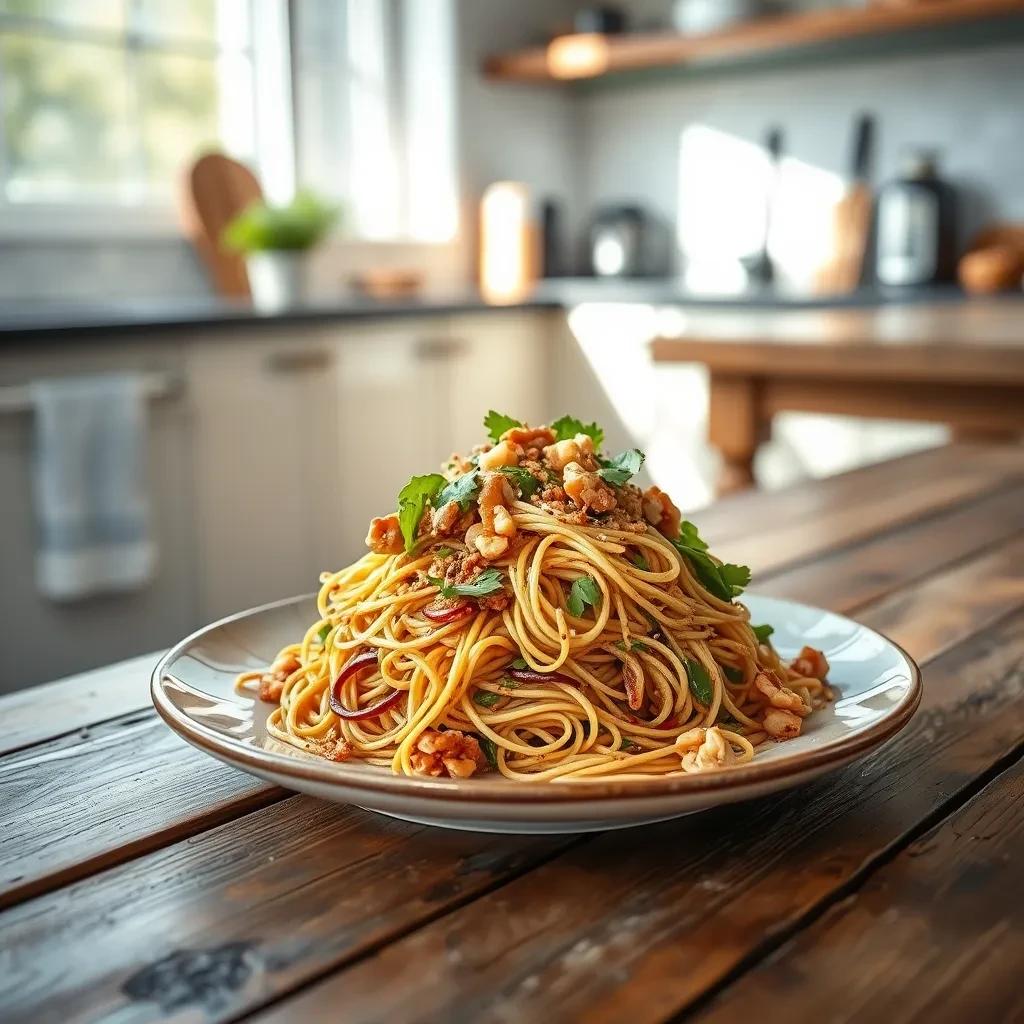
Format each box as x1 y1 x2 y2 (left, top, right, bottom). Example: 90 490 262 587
0 652 161 757
0 711 284 909
0 801 576 1024
249 607 1024 1024
3 512 1021 1024
483 0 1024 82
694 755 1024 1024
759 483 1024 614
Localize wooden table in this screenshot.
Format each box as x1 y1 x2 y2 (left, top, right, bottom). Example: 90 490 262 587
651 297 1024 493
3 443 1024 1024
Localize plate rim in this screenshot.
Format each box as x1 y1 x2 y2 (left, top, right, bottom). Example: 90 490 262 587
151 592 922 806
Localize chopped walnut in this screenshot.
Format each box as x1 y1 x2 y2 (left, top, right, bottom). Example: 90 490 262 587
366 514 403 555
543 434 596 472
562 462 617 513
309 734 353 762
258 653 301 703
755 670 809 717
790 646 830 680
679 726 736 773
502 425 556 448
409 728 486 778
478 439 522 471
642 486 682 539
763 707 802 740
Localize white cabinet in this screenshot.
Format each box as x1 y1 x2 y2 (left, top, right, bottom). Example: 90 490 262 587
0 341 196 692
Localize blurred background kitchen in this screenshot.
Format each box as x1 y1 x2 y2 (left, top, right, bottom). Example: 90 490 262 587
2 0 1023 691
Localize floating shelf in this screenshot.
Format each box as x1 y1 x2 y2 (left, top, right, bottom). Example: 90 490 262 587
483 0 1024 84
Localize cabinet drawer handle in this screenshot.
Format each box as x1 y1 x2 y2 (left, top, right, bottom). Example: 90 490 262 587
414 337 466 362
265 350 332 374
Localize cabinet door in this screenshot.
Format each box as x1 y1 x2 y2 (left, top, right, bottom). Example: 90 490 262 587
186 333 341 620
328 321 453 567
0 341 195 692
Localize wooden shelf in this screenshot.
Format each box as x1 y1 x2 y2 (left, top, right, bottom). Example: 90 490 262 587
483 0 1024 83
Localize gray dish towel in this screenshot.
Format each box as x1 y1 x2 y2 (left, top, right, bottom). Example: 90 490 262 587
30 373 156 601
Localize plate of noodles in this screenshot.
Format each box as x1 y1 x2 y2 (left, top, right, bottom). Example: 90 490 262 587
153 412 920 833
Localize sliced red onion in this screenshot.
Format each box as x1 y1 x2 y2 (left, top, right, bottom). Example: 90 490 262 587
422 603 474 624
329 648 403 721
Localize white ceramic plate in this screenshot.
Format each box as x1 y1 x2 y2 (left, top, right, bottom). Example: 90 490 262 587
152 594 921 834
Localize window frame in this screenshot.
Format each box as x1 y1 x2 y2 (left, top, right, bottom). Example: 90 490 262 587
0 0 291 240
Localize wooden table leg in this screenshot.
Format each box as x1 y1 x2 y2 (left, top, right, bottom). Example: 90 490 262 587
708 373 766 495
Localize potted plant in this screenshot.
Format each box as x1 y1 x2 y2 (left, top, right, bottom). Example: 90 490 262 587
223 190 340 310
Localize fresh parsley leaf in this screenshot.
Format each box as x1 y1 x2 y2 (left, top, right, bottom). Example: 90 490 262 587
678 520 709 552
317 624 331 643
430 567 506 600
474 690 501 708
477 734 498 768
685 658 714 706
597 448 645 487
752 623 775 645
550 415 604 448
499 676 522 689
397 473 446 552
631 552 650 571
567 575 602 617
723 665 745 684
484 410 522 443
673 521 750 601
434 546 455 558
615 639 649 653
498 465 540 498
436 470 479 511
510 657 528 670
620 737 639 752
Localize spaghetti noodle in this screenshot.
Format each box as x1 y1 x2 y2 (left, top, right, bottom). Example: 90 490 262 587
238 413 830 782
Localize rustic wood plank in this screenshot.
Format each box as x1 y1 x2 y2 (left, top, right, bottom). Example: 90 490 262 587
237 557 1024 1023
0 711 286 910
692 754 1024 1024
759 483 1024 614
721 456 1024 576
2 523 1022 1024
696 442 1020 546
0 652 161 757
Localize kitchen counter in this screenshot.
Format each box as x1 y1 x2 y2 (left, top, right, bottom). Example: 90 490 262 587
0 282 988 341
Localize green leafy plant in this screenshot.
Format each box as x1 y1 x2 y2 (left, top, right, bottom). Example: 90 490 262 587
223 189 340 253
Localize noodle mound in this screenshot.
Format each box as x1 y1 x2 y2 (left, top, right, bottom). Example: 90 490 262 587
238 413 830 783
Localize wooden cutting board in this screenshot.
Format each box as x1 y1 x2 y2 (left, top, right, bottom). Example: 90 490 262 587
179 153 263 298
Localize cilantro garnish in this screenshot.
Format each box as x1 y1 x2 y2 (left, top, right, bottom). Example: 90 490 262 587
550 415 604 448
427 567 505 599
567 576 602 617
317 624 331 643
685 658 714 706
631 552 650 571
672 520 751 602
397 473 446 552
498 465 540 498
752 623 774 645
484 410 522 443
473 690 501 708
722 665 745 684
477 734 498 768
434 546 455 558
436 470 479 511
510 657 528 670
615 639 649 653
620 737 639 752
597 448 645 487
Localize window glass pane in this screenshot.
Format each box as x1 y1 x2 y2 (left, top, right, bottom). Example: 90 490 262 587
0 0 125 33
1 32 133 199
136 50 218 191
133 0 216 44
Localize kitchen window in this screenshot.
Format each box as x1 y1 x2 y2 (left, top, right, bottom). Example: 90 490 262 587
0 0 456 241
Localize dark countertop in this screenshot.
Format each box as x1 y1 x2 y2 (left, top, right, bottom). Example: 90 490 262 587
0 282 981 341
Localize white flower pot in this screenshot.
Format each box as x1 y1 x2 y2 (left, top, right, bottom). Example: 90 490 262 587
245 251 311 312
